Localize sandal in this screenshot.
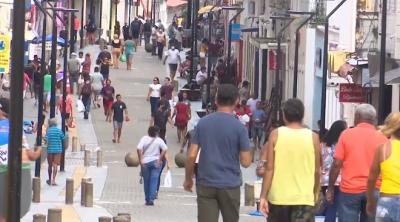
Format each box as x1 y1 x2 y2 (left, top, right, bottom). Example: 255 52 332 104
46 180 51 186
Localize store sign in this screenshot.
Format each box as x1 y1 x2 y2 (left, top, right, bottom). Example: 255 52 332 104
230 23 241 41
0 35 11 73
339 83 365 103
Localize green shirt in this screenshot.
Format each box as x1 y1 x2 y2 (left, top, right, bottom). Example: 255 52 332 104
43 74 52 92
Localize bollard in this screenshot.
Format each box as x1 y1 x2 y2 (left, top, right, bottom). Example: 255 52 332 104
113 216 129 222
80 143 86 151
98 216 112 222
47 208 62 222
32 177 41 203
80 178 91 206
84 149 91 167
84 182 93 207
65 178 74 204
72 136 78 152
244 183 255 206
97 150 103 167
33 214 46 222
117 213 131 222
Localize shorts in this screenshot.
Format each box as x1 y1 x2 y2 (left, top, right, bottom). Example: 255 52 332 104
103 100 113 112
65 113 71 119
47 153 62 165
268 204 315 222
169 63 178 73
252 126 264 141
44 92 50 102
113 121 123 129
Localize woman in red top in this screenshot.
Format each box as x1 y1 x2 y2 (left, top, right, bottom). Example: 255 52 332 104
173 94 191 143
81 53 91 80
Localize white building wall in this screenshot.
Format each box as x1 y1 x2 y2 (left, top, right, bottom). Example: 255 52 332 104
303 28 316 127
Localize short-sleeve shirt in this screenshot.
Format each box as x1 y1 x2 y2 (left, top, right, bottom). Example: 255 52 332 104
149 84 162 98
137 135 167 164
112 101 127 122
43 74 52 92
192 112 251 188
166 49 180 64
101 85 115 102
252 109 265 127
90 72 104 91
45 126 65 154
334 123 388 193
160 84 174 100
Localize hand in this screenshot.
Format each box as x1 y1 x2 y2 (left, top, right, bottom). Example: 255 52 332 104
183 179 193 192
156 159 162 168
140 159 145 167
125 116 130 122
146 97 150 102
366 199 377 216
326 188 334 204
259 197 269 217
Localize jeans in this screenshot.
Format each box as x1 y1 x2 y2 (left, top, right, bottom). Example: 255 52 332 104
322 186 340 222
151 39 157 55
149 97 160 116
142 160 162 204
157 159 166 193
81 95 91 113
144 32 151 44
69 73 80 94
196 185 240 222
376 197 400 222
338 191 374 222
157 42 164 60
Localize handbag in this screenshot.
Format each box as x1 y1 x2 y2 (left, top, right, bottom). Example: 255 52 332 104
139 138 157 184
120 53 127 62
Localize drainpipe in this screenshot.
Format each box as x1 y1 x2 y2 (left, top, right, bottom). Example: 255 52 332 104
320 0 347 129
293 13 314 98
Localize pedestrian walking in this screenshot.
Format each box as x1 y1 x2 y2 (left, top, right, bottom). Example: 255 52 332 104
147 77 162 117
123 36 136 70
43 71 52 112
160 77 174 108
327 104 388 222
82 53 92 81
131 17 142 46
45 118 65 186
143 19 152 44
153 100 173 142
239 80 250 102
98 49 112 80
23 72 31 99
156 28 166 60
68 52 81 94
59 91 74 129
90 66 104 108
183 84 252 222
251 101 266 150
0 98 42 221
114 21 121 37
199 38 208 67
367 112 400 221
320 120 347 222
101 79 115 121
122 22 130 41
163 46 181 80
111 34 122 69
151 25 158 56
137 126 168 206
172 93 191 143
174 27 183 50
259 98 320 222
110 94 129 143
85 15 97 44
80 79 93 119
72 16 80 46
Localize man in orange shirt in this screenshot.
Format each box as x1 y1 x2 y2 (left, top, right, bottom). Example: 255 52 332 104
327 104 388 222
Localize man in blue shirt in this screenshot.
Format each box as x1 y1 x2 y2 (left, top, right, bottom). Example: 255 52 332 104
45 118 65 186
184 84 252 222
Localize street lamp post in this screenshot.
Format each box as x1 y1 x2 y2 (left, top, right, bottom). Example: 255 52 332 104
225 7 244 84
320 0 347 129
190 0 199 82
7 0 25 220
50 11 57 119
378 0 387 124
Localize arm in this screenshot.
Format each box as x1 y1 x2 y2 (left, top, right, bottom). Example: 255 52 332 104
183 143 199 192
240 150 252 168
259 129 278 216
147 88 152 101
137 148 144 166
326 159 343 203
312 132 321 203
366 145 383 216
124 106 130 121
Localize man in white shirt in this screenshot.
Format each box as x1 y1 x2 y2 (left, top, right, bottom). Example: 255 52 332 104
246 94 260 114
163 46 181 80
196 66 207 85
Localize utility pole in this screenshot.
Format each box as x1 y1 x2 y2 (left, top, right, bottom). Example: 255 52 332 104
7 0 25 220
378 0 387 124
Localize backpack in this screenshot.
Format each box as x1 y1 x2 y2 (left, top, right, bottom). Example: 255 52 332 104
81 83 92 96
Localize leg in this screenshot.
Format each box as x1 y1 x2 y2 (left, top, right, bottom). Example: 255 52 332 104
338 191 363 222
149 161 162 203
217 187 240 222
141 163 151 203
47 155 53 185
375 197 400 222
268 204 291 222
324 186 340 222
117 126 122 142
156 160 166 193
197 185 220 222
52 164 58 185
112 121 118 142
177 128 181 143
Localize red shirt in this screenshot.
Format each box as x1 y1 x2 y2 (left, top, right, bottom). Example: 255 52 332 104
334 123 388 193
74 18 80 31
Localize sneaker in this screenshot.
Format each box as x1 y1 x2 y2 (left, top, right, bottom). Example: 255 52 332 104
145 202 154 206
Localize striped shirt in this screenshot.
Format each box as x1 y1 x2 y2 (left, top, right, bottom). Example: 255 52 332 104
45 126 65 154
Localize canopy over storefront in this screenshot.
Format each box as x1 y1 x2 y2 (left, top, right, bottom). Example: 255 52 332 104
167 0 187 7
198 5 221 14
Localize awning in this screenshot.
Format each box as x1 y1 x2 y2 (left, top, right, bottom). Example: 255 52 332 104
167 0 187 7
198 5 221 14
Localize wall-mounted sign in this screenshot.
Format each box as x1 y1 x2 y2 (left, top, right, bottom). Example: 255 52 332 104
0 35 10 73
230 23 241 41
339 83 365 103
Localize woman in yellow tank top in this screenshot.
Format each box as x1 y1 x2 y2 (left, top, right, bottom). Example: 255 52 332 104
259 99 321 222
367 112 400 221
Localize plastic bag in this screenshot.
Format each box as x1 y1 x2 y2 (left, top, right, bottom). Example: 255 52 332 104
120 53 127 63
163 170 172 188
77 99 85 113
